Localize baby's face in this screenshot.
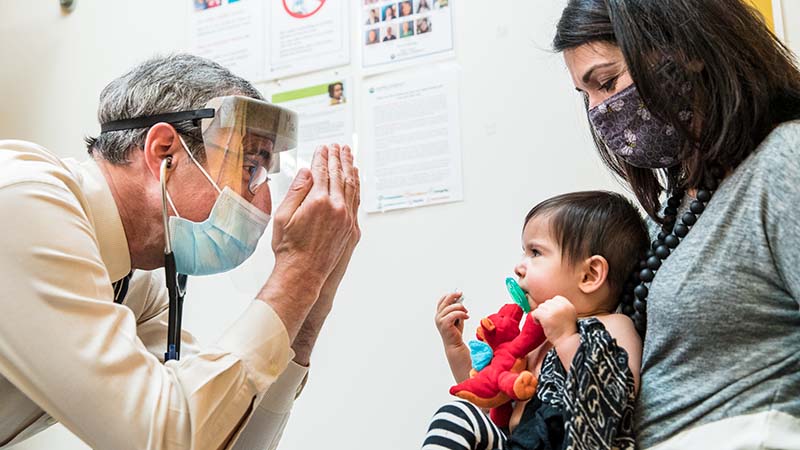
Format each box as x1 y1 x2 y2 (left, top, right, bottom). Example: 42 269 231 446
514 217 580 310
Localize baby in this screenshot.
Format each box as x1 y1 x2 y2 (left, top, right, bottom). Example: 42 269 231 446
424 191 649 450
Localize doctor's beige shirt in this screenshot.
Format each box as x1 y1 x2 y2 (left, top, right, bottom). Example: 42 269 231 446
0 140 308 450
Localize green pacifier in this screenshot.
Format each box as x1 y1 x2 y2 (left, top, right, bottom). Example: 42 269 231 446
505 277 531 313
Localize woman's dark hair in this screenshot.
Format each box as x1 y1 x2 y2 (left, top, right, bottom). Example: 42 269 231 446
553 0 800 221
524 191 649 304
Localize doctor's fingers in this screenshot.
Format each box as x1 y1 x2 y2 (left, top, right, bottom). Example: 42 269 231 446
272 168 313 230
309 145 330 196
327 144 346 206
353 166 361 212
347 166 362 244
340 146 358 214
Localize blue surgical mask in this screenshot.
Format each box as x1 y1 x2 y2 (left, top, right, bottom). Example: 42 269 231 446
165 138 271 276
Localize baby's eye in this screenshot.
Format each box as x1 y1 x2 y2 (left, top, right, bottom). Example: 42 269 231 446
525 247 541 257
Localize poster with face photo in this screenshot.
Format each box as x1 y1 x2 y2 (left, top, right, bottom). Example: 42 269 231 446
270 76 354 175
361 0 454 74
265 0 351 79
189 0 264 81
188 0 350 82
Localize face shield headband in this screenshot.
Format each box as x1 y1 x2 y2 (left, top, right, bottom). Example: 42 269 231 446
100 95 298 199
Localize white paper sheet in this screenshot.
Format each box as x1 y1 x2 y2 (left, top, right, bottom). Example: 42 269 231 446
228 74 354 294
270 75 354 184
265 0 351 80
361 64 463 212
188 0 264 81
361 0 455 74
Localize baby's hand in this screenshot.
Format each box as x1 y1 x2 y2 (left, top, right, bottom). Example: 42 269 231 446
532 296 578 347
435 291 469 349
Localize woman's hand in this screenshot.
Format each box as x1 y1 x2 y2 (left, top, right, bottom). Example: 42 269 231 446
435 291 469 349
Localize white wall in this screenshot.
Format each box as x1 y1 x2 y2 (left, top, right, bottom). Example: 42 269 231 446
1 1 798 449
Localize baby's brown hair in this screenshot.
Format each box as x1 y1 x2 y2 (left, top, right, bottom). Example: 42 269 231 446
524 191 649 302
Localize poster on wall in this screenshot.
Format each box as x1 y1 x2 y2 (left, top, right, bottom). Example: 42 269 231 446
361 64 463 213
189 0 264 81
747 0 784 39
270 76 354 178
361 0 455 75
189 0 350 82
265 1 351 80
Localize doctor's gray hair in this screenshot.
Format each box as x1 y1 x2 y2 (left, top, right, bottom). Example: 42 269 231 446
85 54 263 165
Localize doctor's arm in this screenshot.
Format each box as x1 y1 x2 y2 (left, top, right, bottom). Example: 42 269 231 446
133 270 310 450
0 180 294 450
0 151 355 450
231 146 361 449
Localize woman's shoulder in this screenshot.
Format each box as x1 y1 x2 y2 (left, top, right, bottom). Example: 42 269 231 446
754 120 800 168
734 120 800 199
767 119 800 140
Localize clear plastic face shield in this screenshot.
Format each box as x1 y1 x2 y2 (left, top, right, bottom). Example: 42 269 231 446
194 96 298 213
100 95 298 214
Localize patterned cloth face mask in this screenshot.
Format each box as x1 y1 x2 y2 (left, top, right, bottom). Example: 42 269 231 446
588 84 692 169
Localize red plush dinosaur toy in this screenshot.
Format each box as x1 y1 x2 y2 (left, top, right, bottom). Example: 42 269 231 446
449 303 547 428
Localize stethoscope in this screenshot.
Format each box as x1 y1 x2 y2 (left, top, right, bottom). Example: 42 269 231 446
161 157 188 361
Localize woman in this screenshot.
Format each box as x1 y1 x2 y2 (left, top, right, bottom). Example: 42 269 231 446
383 4 396 21
417 0 431 13
553 0 800 448
366 8 380 25
400 20 414 38
421 0 800 448
416 17 431 34
400 1 413 17
366 28 379 45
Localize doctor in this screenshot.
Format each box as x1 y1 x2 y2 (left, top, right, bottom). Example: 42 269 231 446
0 54 360 449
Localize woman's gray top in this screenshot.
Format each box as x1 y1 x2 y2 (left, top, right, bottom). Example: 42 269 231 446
636 121 800 447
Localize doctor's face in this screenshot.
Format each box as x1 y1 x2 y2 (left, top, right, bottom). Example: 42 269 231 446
563 42 634 109
171 133 273 223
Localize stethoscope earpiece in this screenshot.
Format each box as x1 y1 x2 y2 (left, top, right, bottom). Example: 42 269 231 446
160 153 187 362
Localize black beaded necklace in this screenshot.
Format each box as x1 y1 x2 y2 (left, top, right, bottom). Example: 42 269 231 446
620 172 722 336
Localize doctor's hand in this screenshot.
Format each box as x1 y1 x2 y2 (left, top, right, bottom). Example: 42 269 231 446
259 145 359 340
292 144 361 365
271 145 357 281
316 143 361 300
